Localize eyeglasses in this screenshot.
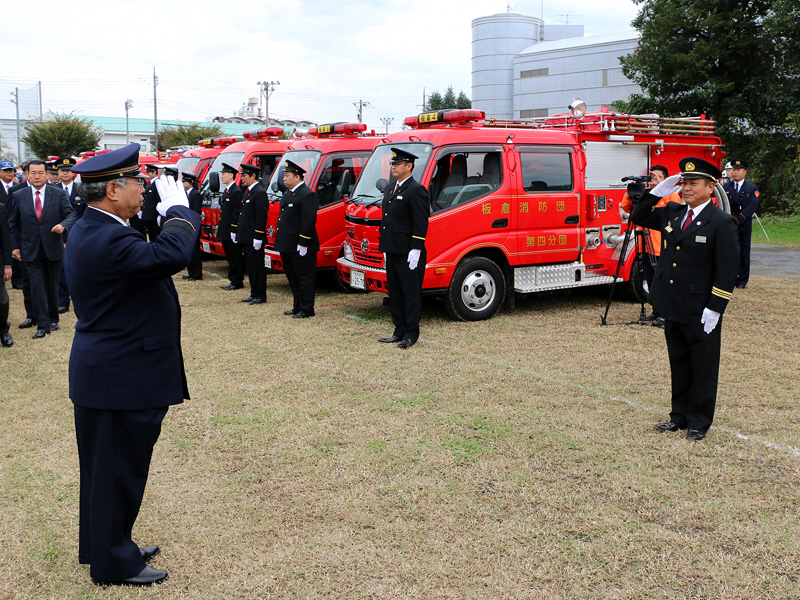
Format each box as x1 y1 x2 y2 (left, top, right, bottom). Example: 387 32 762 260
126 178 147 189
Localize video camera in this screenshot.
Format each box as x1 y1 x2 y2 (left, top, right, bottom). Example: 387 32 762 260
621 175 652 205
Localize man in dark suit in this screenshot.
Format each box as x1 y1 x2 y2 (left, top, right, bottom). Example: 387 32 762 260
4 161 27 291
8 159 76 338
57 157 83 313
275 159 320 318
722 158 759 289
0 200 13 347
631 157 739 441
218 162 245 290
67 143 199 587
182 172 203 281
141 164 161 241
236 163 268 304
377 148 429 349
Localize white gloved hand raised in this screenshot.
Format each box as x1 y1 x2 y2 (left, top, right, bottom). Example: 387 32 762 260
137 210 143 219
230 232 237 243
407 248 421 270
297 244 307 257
253 239 263 251
650 173 682 198
155 174 188 217
701 307 720 334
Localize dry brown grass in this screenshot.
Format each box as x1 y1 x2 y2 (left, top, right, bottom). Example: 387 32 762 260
2 259 799 599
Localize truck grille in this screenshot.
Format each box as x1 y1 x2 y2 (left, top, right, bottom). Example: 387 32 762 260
354 250 383 266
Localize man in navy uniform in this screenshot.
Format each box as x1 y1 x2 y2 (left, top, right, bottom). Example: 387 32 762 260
0 198 13 347
67 143 199 586
182 172 203 281
631 157 739 441
46 160 61 185
275 159 319 318
236 162 268 304
57 157 82 314
141 164 162 241
377 148 429 349
218 162 245 290
722 158 759 289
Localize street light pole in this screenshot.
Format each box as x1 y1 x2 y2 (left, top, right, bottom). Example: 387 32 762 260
379 116 393 135
257 80 280 125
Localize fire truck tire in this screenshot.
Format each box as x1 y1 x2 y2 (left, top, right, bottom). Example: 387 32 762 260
444 256 506 321
622 254 647 303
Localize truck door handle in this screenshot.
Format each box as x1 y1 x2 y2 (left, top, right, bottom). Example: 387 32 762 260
492 218 508 228
565 214 579 224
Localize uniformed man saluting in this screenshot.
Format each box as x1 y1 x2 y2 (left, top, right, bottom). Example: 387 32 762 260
630 157 739 441
274 159 319 318
377 148 429 349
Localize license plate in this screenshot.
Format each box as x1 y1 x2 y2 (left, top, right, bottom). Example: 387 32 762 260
201 241 210 253
264 254 272 269
350 269 365 290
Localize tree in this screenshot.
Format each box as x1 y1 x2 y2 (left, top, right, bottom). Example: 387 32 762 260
618 0 800 213
428 91 444 111
22 113 101 159
428 86 472 111
456 91 472 109
157 122 225 151
442 86 457 109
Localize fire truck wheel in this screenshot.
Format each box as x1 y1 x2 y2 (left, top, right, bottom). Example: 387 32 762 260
445 256 506 321
622 254 648 303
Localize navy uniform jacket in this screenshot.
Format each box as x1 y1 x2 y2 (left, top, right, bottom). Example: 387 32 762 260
237 182 268 245
65 205 201 410
274 182 319 253
631 191 739 324
61 181 86 219
0 203 12 267
141 180 161 221
8 185 76 261
378 177 429 254
722 180 759 227
217 183 243 240
187 187 202 215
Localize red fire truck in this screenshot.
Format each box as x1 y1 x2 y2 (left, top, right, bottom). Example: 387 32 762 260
176 138 240 181
262 122 381 274
199 128 291 256
336 107 726 321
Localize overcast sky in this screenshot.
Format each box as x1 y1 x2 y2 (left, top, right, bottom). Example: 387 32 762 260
1 0 640 133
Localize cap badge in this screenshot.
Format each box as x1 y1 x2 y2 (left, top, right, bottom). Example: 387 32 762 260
685 162 695 171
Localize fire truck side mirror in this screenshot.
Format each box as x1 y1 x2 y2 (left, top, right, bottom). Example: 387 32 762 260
339 170 353 197
376 178 389 193
208 171 220 193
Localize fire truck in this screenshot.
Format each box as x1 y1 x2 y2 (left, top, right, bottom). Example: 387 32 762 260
175 138 240 181
336 106 726 321
262 122 381 274
199 128 291 256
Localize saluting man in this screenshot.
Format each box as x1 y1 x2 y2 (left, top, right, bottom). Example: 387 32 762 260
377 148 429 349
722 158 759 289
236 163 268 304
67 143 200 586
630 157 739 441
274 159 319 318
218 162 245 290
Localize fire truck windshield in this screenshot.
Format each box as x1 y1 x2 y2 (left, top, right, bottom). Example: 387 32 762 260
349 143 433 206
207 151 245 178
175 156 200 175
266 150 321 202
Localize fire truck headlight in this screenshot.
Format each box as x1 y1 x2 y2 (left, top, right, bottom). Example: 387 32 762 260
342 242 354 261
569 98 587 119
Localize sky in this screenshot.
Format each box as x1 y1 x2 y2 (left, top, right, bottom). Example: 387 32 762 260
1 0 640 134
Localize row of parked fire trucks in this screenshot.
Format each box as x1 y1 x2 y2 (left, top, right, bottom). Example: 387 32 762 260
165 104 728 321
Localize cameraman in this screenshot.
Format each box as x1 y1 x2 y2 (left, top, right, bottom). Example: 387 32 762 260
621 165 682 323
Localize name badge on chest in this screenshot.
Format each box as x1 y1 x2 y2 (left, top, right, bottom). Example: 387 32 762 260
696 235 707 243
397 195 403 200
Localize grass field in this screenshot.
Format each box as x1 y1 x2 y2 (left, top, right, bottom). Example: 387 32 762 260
2 259 799 599
752 213 800 249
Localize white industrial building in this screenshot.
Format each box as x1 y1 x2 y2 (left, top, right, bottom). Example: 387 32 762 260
472 12 642 119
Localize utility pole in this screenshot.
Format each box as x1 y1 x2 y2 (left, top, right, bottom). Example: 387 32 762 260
37 81 42 120
153 67 159 153
353 99 372 123
421 88 429 112
379 117 393 135
10 87 21 161
257 80 280 125
125 99 133 144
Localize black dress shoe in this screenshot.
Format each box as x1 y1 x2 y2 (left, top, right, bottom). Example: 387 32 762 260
32 328 50 339
241 296 255 302
397 338 416 349
93 565 168 587
284 309 298 316
19 318 37 329
186 276 202 281
50 323 60 331
58 305 69 314
249 298 266 305
686 429 707 441
654 421 681 432
292 311 310 318
736 284 746 289
1 333 13 347
139 545 160 561
378 335 402 344
221 284 243 290
182 275 191 279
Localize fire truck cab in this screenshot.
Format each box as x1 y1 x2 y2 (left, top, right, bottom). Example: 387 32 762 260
262 122 381 274
336 107 725 321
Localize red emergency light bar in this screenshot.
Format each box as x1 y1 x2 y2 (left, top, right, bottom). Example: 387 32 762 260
404 109 485 128
308 122 367 136
80 151 97 158
242 127 284 141
198 136 239 148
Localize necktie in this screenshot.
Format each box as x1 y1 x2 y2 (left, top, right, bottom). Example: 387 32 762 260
681 208 693 232
393 182 400 195
35 190 43 221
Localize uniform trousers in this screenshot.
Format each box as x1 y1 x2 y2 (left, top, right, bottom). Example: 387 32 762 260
664 318 723 432
221 239 245 287
74 404 168 581
58 265 70 309
24 245 61 329
281 251 316 313
186 240 203 279
243 244 267 300
737 221 752 286
143 220 160 242
385 250 426 343
0 282 9 334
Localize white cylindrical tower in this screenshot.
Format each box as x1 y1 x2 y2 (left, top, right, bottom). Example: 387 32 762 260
472 13 542 119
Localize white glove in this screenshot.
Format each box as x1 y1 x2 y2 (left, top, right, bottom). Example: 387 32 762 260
297 244 307 256
701 307 720 334
137 210 143 219
230 232 237 244
155 174 188 217
253 239 263 251
650 173 682 198
407 248 421 270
